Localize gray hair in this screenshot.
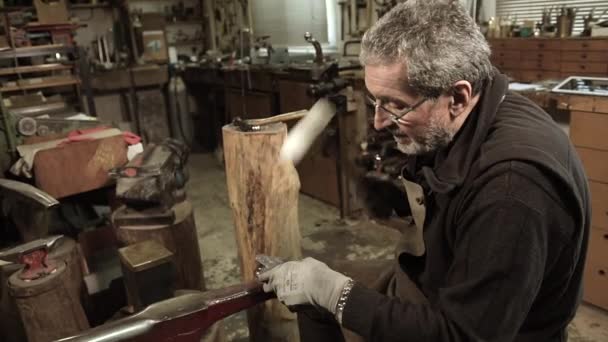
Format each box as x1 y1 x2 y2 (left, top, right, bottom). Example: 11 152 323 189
360 0 494 98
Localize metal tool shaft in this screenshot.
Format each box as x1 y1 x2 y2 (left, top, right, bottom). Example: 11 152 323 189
56 281 274 342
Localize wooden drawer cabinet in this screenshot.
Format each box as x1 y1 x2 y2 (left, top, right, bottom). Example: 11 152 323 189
488 38 608 81
576 147 608 184
588 227 608 263
570 111 608 150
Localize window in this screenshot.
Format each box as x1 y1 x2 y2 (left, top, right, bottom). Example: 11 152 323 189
251 0 331 46
496 0 608 35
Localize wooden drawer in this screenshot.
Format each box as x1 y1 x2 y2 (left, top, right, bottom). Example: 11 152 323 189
596 97 608 114
583 259 608 310
520 39 561 50
518 70 560 82
560 72 607 79
493 50 521 60
590 182 608 229
526 51 561 62
570 111 608 150
519 59 560 71
569 96 595 112
489 39 521 50
561 39 608 51
561 51 608 63
577 147 608 183
588 227 608 263
556 95 594 112
493 60 520 70
560 62 608 74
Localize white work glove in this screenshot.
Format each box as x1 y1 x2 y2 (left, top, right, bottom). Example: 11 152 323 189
258 257 352 314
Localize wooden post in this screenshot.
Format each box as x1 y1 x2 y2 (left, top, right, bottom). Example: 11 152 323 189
223 122 302 342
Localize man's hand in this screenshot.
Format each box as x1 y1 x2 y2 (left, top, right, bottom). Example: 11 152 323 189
258 257 351 314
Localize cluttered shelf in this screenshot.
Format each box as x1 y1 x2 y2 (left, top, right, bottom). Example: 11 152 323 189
0 77 80 92
0 3 111 12
0 63 73 76
0 44 75 58
166 19 203 26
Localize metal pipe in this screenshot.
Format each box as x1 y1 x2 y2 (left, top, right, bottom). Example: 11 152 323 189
304 32 324 65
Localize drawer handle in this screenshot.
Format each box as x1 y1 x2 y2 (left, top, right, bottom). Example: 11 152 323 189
600 270 606 276
581 65 586 70
604 234 608 240
582 54 587 59
582 43 589 48
539 43 545 48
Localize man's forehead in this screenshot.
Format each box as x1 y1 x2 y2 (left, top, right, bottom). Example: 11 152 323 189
364 63 413 96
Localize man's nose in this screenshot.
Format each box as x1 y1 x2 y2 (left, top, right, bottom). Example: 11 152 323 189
373 108 393 130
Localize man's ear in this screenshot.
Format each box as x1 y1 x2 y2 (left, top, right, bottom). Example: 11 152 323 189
449 80 473 117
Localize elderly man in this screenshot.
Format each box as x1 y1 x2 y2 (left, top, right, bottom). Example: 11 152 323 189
259 1 590 341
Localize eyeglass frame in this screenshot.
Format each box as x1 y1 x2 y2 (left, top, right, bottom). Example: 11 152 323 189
366 94 427 123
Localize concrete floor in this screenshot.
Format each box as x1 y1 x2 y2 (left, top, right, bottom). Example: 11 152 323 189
188 153 608 341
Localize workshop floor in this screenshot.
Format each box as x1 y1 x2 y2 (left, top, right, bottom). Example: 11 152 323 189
188 153 608 342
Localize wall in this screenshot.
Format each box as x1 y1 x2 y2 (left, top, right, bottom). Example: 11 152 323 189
250 0 328 46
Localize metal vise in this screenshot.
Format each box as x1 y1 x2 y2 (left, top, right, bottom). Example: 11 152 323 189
110 139 189 209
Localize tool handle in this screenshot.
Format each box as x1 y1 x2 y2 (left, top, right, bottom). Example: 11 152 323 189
245 109 309 126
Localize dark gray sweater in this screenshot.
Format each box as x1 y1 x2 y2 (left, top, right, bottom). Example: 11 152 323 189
343 73 591 341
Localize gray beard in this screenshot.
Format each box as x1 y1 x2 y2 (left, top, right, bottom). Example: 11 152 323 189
396 114 457 155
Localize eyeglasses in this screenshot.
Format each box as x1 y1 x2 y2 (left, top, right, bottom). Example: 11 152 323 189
366 94 427 123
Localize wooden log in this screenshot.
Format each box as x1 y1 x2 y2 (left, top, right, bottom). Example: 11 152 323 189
49 237 86 311
223 122 302 342
9 261 89 342
0 262 27 342
113 200 205 291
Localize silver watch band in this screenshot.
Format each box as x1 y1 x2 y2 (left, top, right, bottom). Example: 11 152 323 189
335 279 355 324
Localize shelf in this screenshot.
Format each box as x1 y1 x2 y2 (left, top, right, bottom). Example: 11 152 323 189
166 19 203 26
1 77 80 92
70 3 111 10
0 3 111 12
171 40 204 46
0 63 73 76
0 44 75 59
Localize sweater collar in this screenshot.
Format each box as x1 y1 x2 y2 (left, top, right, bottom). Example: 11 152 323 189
414 72 509 194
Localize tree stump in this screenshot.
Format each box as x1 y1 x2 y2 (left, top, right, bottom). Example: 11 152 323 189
9 262 89 342
113 200 205 292
223 122 302 342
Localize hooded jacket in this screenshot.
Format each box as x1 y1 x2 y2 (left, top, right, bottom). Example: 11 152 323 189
343 72 591 341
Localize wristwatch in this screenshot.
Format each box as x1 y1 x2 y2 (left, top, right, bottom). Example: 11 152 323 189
335 279 355 324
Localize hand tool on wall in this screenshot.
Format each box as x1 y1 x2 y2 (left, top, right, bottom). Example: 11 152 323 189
56 280 275 342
